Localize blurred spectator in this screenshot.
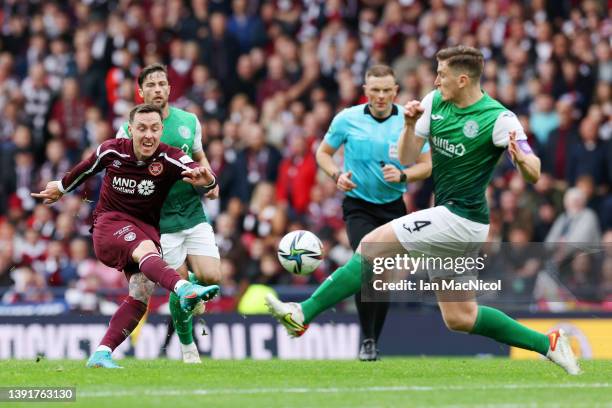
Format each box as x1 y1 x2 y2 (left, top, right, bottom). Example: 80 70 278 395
227 0 267 54
276 135 317 216
235 123 282 202
542 99 578 180
566 117 609 187
200 12 240 90
546 188 601 245
47 77 90 158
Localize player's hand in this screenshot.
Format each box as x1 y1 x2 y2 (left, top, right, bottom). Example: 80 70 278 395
508 131 526 165
205 184 219 199
182 166 215 186
337 171 357 192
382 164 403 183
31 181 63 205
403 100 424 124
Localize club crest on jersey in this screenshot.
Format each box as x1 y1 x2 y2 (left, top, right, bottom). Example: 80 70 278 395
124 232 136 242
148 161 163 176
463 120 479 139
178 126 191 139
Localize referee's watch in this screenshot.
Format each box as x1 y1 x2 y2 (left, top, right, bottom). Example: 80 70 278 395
399 173 407 183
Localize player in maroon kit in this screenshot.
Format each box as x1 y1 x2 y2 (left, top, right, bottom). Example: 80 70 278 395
32 104 220 368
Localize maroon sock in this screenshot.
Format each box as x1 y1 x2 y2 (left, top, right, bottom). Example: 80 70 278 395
138 252 182 292
100 296 147 351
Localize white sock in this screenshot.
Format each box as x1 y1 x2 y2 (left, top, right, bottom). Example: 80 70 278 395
174 279 190 293
96 345 112 353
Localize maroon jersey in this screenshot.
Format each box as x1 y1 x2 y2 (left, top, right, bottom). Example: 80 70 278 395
59 138 200 229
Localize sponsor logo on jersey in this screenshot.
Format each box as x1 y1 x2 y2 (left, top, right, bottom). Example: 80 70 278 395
112 160 122 168
112 176 138 194
431 136 466 157
179 155 194 164
137 179 155 196
178 126 191 139
463 120 479 138
113 225 133 237
124 232 136 242
431 114 444 121
148 161 163 176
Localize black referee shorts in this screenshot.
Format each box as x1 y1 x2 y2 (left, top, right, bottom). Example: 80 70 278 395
342 196 407 251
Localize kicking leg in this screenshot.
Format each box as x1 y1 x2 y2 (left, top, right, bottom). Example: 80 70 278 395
267 222 403 337
132 240 219 312
437 293 580 375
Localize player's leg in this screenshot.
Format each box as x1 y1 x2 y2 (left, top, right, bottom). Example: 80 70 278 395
87 273 155 368
436 295 580 374
185 222 221 285
159 230 200 362
266 220 403 337
131 239 220 308
343 201 384 361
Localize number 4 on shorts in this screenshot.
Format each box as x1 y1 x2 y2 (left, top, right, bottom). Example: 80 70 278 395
402 220 431 233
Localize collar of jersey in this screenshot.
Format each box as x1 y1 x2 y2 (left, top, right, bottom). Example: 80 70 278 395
363 104 399 123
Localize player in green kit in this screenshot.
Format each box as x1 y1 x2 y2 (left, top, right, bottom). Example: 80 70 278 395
266 46 580 375
116 63 221 364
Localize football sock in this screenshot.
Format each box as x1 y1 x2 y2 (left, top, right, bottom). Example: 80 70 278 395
169 292 194 345
301 253 365 324
470 305 550 355
373 301 390 342
355 292 390 342
138 252 181 292
100 296 147 351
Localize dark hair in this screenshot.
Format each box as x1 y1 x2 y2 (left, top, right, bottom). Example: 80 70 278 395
436 46 484 79
129 104 163 123
365 64 396 80
137 63 168 88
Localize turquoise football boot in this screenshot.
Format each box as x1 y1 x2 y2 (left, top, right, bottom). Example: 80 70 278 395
176 283 220 313
86 350 123 369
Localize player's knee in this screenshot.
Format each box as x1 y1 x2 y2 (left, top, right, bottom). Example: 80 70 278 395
441 309 477 332
193 266 221 285
132 240 159 263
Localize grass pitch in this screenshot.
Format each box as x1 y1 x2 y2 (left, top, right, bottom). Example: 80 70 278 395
1 358 611 407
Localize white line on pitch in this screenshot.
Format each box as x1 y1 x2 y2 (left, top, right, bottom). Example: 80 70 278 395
77 383 612 398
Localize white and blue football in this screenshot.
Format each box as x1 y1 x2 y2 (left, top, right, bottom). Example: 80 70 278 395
277 230 323 275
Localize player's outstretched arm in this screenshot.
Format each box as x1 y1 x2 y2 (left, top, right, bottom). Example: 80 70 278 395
182 166 216 189
31 181 63 205
31 145 105 205
193 150 219 199
398 100 426 166
508 131 541 183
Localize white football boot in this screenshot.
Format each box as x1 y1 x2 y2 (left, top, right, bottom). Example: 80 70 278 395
546 329 581 375
265 294 308 337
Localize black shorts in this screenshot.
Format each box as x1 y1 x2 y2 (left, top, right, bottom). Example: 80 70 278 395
342 196 407 251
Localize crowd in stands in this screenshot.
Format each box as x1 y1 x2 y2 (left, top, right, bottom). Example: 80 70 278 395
0 0 610 312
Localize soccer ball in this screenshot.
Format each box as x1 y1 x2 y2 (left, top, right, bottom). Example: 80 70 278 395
277 230 323 275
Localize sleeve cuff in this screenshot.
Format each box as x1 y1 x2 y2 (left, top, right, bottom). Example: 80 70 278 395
57 180 66 193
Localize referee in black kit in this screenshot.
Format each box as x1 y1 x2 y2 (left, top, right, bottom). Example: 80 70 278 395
316 65 431 360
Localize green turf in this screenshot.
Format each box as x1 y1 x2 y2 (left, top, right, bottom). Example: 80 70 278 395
0 358 611 407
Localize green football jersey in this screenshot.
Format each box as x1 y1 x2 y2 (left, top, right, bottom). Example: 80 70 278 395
117 106 207 233
416 90 524 224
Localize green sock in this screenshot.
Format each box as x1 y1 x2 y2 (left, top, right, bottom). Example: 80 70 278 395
470 305 550 355
169 292 194 345
301 253 365 324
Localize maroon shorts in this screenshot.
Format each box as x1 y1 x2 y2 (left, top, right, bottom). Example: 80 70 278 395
92 211 161 278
